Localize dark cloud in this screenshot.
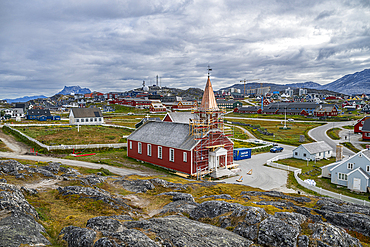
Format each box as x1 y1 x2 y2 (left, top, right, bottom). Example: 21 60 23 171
0 0 370 99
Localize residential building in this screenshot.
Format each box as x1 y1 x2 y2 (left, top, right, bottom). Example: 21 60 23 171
69 108 104 125
216 100 243 109
361 119 370 141
293 141 333 161
354 116 370 134
321 149 370 192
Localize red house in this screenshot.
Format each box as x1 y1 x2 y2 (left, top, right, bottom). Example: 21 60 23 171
149 102 167 113
361 118 370 140
313 105 338 117
354 116 370 133
127 76 234 177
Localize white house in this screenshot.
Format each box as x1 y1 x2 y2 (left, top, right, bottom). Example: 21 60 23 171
321 149 370 192
69 108 104 125
293 141 333 161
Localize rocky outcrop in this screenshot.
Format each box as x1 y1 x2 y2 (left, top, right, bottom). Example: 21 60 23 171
242 190 311 203
314 198 370 237
201 194 234 200
124 216 254 246
60 226 96 247
0 183 50 247
57 186 132 210
0 210 51 247
189 200 245 220
113 179 155 193
159 192 195 202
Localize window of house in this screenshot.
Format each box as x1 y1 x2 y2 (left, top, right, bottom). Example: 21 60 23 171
147 144 152 156
183 152 187 162
138 142 142 154
303 153 306 157
367 133 370 137
94 118 97 121
295 152 298 156
367 165 370 172
338 173 348 181
81 119 84 122
158 146 162 159
347 163 354 169
90 118 93 122
169 148 174 162
129 141 132 149
86 118 89 122
76 119 79 122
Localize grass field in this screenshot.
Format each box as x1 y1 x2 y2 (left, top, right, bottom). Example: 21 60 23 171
0 140 10 152
327 127 341 140
278 157 370 201
13 125 133 145
227 119 321 146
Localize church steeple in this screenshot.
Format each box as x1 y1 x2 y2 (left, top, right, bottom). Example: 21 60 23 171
199 76 219 111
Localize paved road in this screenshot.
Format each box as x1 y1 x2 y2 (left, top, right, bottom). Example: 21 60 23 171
222 144 297 193
0 152 149 176
308 121 355 157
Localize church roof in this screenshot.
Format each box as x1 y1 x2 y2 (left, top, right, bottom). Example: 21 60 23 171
199 77 219 111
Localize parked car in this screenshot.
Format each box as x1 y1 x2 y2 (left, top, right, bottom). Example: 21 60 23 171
270 146 284 153
127 112 134 115
288 118 294 122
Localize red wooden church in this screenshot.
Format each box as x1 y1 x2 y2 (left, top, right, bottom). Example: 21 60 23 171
127 75 234 177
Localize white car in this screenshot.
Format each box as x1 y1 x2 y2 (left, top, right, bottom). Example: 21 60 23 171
288 118 294 122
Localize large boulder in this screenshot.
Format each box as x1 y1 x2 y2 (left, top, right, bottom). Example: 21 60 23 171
86 216 123 232
60 226 96 247
159 192 195 202
0 183 38 218
257 215 300 247
113 179 155 193
0 210 51 247
124 216 254 247
190 200 245 220
104 229 159 247
310 222 362 247
57 186 131 210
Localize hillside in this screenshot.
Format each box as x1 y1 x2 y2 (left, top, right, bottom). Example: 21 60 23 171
319 68 370 95
0 159 369 246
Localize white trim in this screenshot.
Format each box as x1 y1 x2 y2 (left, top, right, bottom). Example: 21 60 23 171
138 142 142 154
147 144 152 156
169 148 174 162
338 172 348 181
158 146 162 159
183 152 187 162
367 165 370 173
129 141 132 149
347 163 354 170
347 167 370 180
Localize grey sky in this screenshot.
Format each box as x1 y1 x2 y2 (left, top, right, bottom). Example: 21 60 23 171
1 0 369 99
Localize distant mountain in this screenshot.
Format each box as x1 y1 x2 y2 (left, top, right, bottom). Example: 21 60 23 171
219 69 370 95
4 95 47 103
319 69 370 95
285 81 321 89
57 86 91 95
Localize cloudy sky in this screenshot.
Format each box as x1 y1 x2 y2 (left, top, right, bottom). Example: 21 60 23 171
1 0 370 99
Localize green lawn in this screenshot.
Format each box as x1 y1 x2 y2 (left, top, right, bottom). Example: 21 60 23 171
227 119 321 146
279 157 370 201
327 127 341 140
13 125 133 146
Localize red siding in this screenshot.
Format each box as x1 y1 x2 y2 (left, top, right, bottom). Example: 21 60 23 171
163 115 172 122
354 116 370 133
127 140 192 174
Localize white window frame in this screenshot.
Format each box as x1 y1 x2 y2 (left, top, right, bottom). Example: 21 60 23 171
183 152 187 162
129 141 132 149
147 144 152 156
338 172 348 181
138 142 142 154
347 163 354 170
366 165 370 172
169 148 174 162
158 146 162 159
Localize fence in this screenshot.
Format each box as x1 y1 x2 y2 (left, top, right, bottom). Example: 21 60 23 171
4 124 127 151
267 154 370 207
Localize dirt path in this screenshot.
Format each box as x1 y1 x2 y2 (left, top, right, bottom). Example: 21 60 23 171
0 126 31 154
